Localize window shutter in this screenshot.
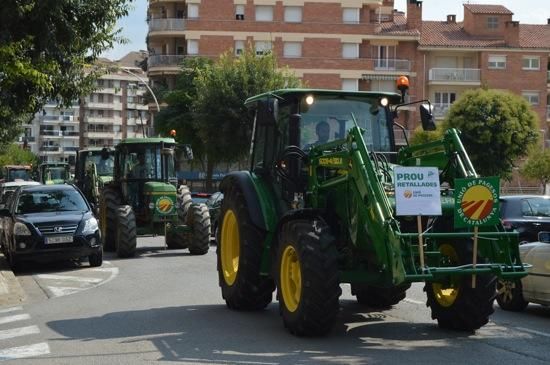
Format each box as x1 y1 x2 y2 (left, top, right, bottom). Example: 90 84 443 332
284 7 302 23
342 43 358 59
283 42 302 58
342 8 359 23
255 6 273 21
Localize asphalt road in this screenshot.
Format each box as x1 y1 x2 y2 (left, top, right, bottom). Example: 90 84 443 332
0 237 549 364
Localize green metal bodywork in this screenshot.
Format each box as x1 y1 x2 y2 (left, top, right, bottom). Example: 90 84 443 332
236 88 526 288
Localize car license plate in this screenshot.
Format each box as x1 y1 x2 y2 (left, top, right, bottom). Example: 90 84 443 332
45 235 73 244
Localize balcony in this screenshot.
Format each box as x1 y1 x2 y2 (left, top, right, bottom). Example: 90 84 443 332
39 146 60 153
429 68 481 83
40 130 79 138
83 130 115 139
374 59 412 72
432 103 452 118
63 146 80 152
18 136 36 143
148 18 186 32
148 55 187 68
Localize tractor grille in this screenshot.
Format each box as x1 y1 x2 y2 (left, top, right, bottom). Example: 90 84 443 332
36 223 78 236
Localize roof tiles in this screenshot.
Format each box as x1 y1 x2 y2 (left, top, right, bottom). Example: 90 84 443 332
463 4 513 15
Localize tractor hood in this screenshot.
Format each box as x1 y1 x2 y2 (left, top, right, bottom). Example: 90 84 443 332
143 182 177 194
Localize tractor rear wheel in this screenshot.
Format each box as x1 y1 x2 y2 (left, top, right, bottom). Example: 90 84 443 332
496 279 529 311
115 205 137 258
425 241 496 331
186 203 210 255
216 186 274 310
352 283 411 308
177 185 192 222
100 186 121 252
277 219 341 336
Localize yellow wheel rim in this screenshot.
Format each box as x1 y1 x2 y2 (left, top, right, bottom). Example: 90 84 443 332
221 210 240 286
280 244 302 313
432 243 460 307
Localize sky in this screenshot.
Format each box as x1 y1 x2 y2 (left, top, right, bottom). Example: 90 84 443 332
102 0 550 61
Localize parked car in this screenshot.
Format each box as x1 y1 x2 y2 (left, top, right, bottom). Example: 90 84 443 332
0 181 41 208
206 192 223 239
0 184 102 270
500 195 550 244
496 231 550 311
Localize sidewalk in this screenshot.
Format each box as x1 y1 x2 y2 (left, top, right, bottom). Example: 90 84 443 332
0 254 26 307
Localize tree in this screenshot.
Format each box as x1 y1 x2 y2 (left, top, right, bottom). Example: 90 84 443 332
409 125 444 145
441 89 539 180
192 47 301 189
521 148 550 194
0 144 38 169
0 0 132 145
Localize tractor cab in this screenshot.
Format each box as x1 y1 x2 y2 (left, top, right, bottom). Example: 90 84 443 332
39 162 71 184
3 165 33 182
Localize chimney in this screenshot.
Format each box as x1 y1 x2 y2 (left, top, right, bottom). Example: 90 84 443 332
504 21 520 47
407 0 423 30
447 14 456 23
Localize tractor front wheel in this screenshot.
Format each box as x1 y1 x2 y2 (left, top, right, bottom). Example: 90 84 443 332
115 205 137 258
177 185 192 222
100 186 120 252
277 220 341 336
425 241 496 331
187 204 210 255
216 186 274 310
165 228 188 249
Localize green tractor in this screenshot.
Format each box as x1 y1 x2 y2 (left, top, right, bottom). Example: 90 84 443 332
99 138 210 258
74 147 115 211
1 165 34 182
39 162 71 185
216 85 527 336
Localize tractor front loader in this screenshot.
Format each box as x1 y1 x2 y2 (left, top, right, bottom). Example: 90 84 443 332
216 85 527 336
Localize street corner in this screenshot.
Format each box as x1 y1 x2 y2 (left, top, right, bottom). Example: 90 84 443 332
0 254 26 308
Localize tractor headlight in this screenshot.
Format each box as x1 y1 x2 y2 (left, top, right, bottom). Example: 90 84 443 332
14 222 31 236
82 217 99 235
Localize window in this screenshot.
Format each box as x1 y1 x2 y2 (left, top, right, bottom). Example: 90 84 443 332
255 41 272 55
487 16 498 29
235 5 244 20
374 45 396 68
255 6 273 22
187 4 199 18
522 56 540 70
522 92 540 105
434 92 456 105
342 8 360 24
187 39 198 55
488 55 506 69
284 6 302 23
342 43 359 59
235 40 245 55
341 79 358 91
283 42 302 58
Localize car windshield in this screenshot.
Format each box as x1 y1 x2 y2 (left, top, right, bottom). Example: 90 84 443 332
521 198 550 217
16 189 88 214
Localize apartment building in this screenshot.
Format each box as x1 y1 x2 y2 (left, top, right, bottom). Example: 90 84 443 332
19 53 150 167
146 0 550 142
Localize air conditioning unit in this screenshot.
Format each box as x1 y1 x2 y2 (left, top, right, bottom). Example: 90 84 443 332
69 116 74 121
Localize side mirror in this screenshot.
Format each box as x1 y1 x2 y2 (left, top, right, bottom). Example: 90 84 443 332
419 104 436 131
538 231 550 243
177 144 193 161
289 114 301 147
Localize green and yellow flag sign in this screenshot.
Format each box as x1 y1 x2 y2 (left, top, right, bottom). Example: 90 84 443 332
454 177 500 228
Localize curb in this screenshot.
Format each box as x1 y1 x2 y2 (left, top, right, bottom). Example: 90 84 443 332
0 254 26 307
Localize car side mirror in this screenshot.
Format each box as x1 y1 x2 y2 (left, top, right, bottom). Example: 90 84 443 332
538 231 550 243
419 104 436 131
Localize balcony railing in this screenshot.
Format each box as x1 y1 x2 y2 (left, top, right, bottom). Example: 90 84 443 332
149 18 186 32
40 130 79 137
18 136 36 143
374 58 412 72
39 146 60 152
64 147 80 152
429 68 481 82
148 54 188 68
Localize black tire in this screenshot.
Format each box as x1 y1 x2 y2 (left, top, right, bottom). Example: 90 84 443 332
88 247 103 267
165 228 188 249
352 283 411 308
6 246 19 272
177 185 192 222
216 185 275 310
115 205 137 258
187 203 211 255
277 219 341 336
100 186 121 252
425 240 497 331
496 279 529 311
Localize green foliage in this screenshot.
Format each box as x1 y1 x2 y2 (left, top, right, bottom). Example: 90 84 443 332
0 144 38 168
409 124 445 145
441 89 539 180
521 147 550 189
0 0 132 145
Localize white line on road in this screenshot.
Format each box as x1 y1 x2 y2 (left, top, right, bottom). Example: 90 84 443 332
403 298 424 305
46 286 82 297
0 307 22 315
36 274 103 283
88 267 118 273
0 326 40 341
0 314 30 326
514 327 550 338
0 343 50 361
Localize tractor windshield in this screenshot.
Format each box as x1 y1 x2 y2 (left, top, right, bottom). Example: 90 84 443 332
46 167 67 180
7 168 32 182
299 96 391 152
121 144 176 181
84 153 114 176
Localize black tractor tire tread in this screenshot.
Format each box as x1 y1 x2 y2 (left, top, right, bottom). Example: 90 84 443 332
277 220 341 336
216 185 275 310
165 229 188 249
102 186 121 252
177 185 193 222
353 283 411 308
187 203 211 255
496 279 529 311
116 205 137 258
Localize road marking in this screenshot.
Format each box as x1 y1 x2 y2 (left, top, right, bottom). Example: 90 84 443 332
403 298 424 305
0 307 23 314
0 326 40 341
0 343 50 361
35 274 103 283
88 267 118 273
514 327 550 338
46 286 82 297
0 314 30 325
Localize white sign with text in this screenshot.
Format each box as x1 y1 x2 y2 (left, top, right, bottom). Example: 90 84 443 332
394 166 442 216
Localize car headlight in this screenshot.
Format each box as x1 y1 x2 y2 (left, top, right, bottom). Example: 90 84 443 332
82 217 99 235
14 222 31 236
